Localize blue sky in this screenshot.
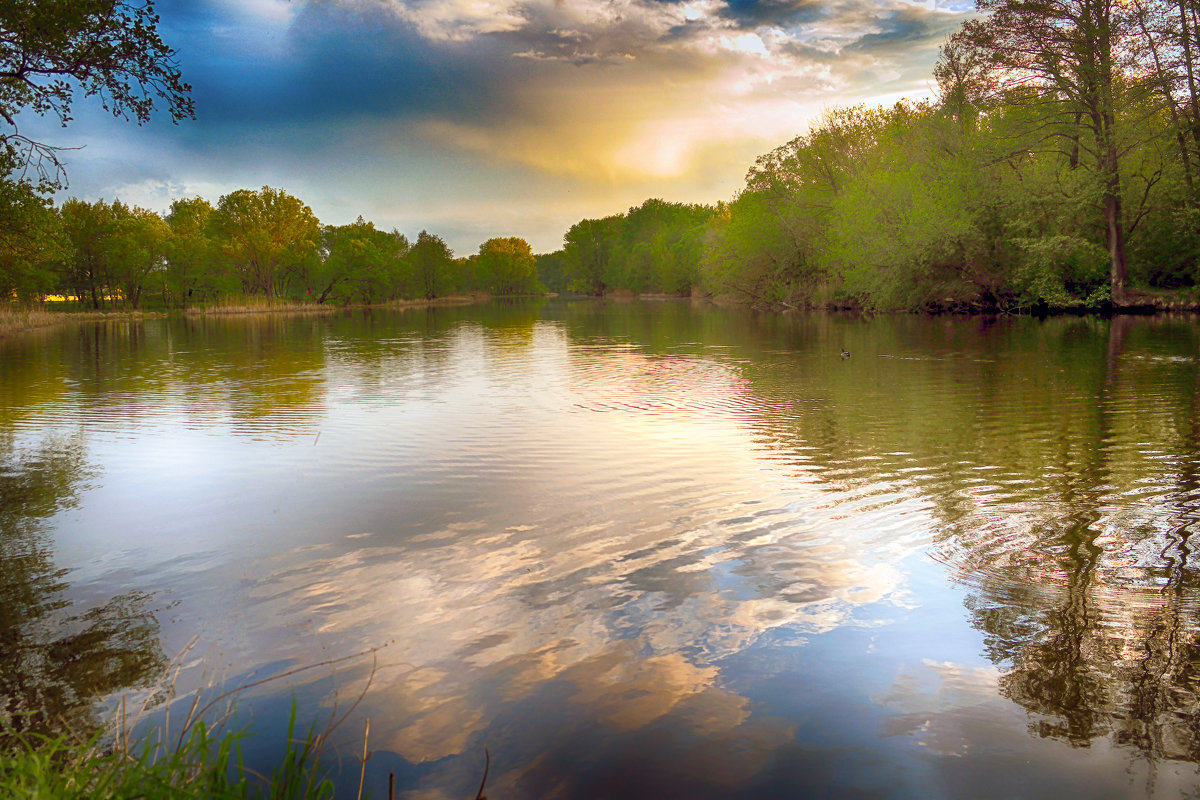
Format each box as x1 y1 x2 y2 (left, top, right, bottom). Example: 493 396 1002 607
37 0 974 254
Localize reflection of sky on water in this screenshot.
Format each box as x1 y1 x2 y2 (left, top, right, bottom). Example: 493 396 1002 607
215 325 918 776
9 307 1200 797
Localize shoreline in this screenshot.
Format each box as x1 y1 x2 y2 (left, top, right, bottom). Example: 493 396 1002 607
0 294 490 339
5 288 1200 341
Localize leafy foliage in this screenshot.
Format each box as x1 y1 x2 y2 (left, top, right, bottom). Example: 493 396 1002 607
211 187 322 300
0 0 194 187
476 237 539 294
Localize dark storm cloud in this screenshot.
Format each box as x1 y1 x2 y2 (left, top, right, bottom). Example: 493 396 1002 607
717 0 831 29
157 0 529 135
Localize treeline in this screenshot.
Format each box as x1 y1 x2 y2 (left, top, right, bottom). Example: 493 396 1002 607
6 0 1200 313
540 0 1200 311
0 186 541 309
537 199 715 296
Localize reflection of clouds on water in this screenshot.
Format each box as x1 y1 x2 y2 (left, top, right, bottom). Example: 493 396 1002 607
879 659 1012 757
241 491 910 766
567 649 724 731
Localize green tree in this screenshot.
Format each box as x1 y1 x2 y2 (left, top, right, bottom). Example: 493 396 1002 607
313 218 408 304
822 102 1012 310
536 250 571 293
0 0 193 186
608 199 712 295
0 178 65 300
476 237 538 295
164 196 231 307
210 187 321 300
104 201 169 310
702 106 883 306
562 216 623 295
59 197 116 308
943 0 1144 303
408 230 454 299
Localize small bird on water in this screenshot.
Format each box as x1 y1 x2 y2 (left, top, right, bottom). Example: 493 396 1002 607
841 349 850 358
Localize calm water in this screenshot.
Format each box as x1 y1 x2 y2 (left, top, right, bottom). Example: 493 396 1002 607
4 300 1200 798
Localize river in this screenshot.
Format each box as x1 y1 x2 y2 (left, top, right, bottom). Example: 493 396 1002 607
3 299 1200 798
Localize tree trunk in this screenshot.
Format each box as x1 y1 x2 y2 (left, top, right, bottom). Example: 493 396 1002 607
1069 112 1082 170
1105 177 1129 305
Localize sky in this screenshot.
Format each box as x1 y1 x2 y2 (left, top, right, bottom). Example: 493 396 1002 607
37 0 975 255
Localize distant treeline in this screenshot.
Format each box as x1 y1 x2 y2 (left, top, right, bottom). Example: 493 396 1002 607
3 0 1199 312
0 187 541 309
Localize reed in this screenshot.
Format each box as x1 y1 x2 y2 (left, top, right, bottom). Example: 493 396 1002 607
0 292 491 339
184 296 343 316
0 305 161 338
0 641 385 800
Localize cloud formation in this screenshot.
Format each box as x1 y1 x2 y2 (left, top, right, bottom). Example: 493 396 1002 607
52 0 973 252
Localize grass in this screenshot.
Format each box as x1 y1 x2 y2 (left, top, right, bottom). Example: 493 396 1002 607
0 704 340 799
183 296 347 316
0 643 388 800
0 305 155 338
184 295 485 315
0 293 491 338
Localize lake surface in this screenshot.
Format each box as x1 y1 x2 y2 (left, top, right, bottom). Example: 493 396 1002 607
4 300 1200 798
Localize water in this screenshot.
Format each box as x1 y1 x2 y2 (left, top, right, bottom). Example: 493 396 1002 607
4 301 1200 797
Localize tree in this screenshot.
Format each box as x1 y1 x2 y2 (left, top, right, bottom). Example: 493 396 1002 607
0 1 193 186
104 201 169 309
0 178 65 300
314 218 408 304
606 199 713 295
165 196 231 307
210 187 321 300
943 0 1142 303
562 216 623 295
408 230 454 299
703 106 887 306
476 237 538 295
536 250 571 293
59 197 116 308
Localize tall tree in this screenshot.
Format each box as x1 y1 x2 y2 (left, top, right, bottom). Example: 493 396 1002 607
0 178 64 300
165 196 229 307
944 0 1140 303
476 237 538 295
562 216 623 295
59 197 116 308
408 230 454 299
210 187 320 300
105 201 169 310
314 218 407 304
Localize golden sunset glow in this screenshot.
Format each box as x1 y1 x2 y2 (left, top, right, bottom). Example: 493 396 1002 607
43 0 972 252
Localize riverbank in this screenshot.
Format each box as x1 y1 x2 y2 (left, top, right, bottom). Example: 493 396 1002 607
0 295 489 339
0 307 163 339
717 285 1200 315
6 287 1200 342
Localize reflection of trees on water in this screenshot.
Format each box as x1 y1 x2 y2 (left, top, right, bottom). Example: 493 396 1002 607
993 318 1200 763
644 310 1200 765
0 430 164 741
881 315 1200 764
